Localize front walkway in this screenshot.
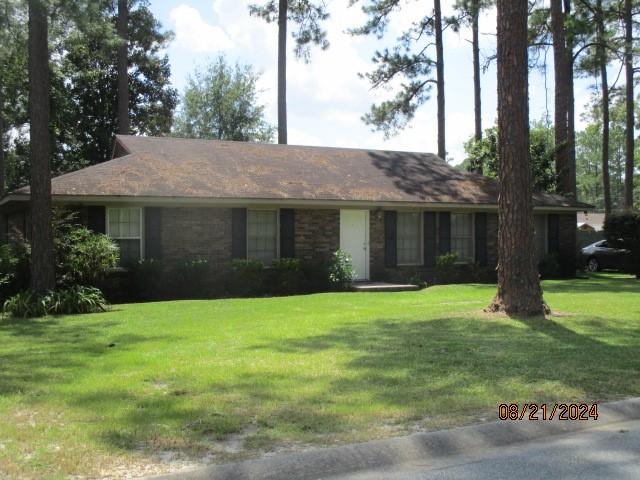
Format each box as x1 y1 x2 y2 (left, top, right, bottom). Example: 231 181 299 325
352 282 420 292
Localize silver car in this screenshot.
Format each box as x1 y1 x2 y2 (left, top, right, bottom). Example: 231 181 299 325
581 240 631 272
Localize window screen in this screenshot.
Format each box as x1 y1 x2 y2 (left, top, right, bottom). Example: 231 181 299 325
451 213 473 263
397 212 421 264
248 210 278 265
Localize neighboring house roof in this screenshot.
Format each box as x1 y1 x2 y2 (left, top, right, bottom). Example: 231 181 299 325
577 212 605 231
5 135 592 209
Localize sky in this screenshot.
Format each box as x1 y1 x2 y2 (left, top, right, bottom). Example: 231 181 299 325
148 0 597 165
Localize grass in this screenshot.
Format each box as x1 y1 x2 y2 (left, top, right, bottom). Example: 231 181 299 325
1 273 639 478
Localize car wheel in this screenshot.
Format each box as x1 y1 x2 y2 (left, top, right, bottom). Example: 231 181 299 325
587 257 599 272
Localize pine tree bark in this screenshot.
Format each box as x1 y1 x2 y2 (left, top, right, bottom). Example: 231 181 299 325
551 0 575 198
597 0 612 215
277 0 288 145
434 0 445 160
624 0 635 210
472 0 482 173
488 0 546 317
565 0 576 196
0 88 5 197
28 0 55 292
117 0 129 135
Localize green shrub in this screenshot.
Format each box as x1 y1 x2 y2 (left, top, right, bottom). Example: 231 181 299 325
128 259 166 301
409 273 428 289
328 249 356 291
300 259 330 293
436 252 458 268
435 252 458 284
3 290 48 318
0 241 30 302
604 212 640 278
44 286 109 315
538 253 561 279
170 259 212 299
55 226 119 287
3 286 108 318
229 259 265 296
270 258 302 295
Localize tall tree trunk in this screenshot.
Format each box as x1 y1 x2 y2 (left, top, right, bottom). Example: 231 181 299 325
565 0 576 198
597 0 612 215
0 88 5 197
28 0 55 292
624 0 635 210
117 0 129 135
488 0 546 317
277 0 288 144
551 0 575 198
434 0 445 160
471 0 482 173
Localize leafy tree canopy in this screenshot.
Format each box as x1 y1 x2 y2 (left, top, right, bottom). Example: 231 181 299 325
249 0 329 62
349 0 444 138
173 56 275 143
2 0 177 191
576 89 640 210
462 120 557 193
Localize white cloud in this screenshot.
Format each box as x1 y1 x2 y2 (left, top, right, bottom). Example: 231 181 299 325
169 5 234 53
164 0 556 163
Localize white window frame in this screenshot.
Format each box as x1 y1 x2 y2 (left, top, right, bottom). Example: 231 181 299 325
106 207 145 262
246 208 280 265
397 211 423 266
450 212 475 264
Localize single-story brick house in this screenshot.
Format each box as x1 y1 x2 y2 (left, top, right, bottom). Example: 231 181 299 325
0 135 590 284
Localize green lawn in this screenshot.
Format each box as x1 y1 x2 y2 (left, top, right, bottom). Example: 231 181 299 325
1 273 640 478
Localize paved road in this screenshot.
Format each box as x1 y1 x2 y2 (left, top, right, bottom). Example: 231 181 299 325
328 420 640 480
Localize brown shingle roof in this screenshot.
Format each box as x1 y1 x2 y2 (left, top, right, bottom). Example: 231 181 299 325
13 135 591 208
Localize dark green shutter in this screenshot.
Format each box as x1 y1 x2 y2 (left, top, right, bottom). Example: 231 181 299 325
424 212 437 267
548 214 560 254
280 209 295 258
384 211 397 267
438 212 451 255
232 208 247 259
475 212 488 266
87 206 106 234
144 207 162 260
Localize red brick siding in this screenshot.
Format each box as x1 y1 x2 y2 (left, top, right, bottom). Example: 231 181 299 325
160 207 233 273
294 208 340 264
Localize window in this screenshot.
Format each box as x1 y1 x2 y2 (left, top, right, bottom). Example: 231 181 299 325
248 210 278 265
107 207 143 266
534 215 547 259
397 212 422 265
451 213 473 263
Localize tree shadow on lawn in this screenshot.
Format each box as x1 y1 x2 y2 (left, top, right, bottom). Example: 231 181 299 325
0 316 170 396
3 309 640 463
75 314 640 457
248 315 640 419
545 273 640 294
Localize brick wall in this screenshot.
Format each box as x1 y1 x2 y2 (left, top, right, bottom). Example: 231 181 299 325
294 208 340 264
160 207 233 274
369 210 500 283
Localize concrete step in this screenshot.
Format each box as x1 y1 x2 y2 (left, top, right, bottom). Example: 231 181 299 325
352 282 420 292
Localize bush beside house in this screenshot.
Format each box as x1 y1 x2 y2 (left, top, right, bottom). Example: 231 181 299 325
604 212 640 278
2 211 118 318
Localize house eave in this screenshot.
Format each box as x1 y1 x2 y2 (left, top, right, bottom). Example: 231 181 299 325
0 193 592 212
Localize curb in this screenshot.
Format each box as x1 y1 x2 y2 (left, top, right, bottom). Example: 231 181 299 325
153 397 640 480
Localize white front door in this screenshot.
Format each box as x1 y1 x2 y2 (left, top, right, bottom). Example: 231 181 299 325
340 209 370 281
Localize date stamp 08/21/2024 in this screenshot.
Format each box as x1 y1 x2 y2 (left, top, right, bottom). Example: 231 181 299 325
498 403 599 421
